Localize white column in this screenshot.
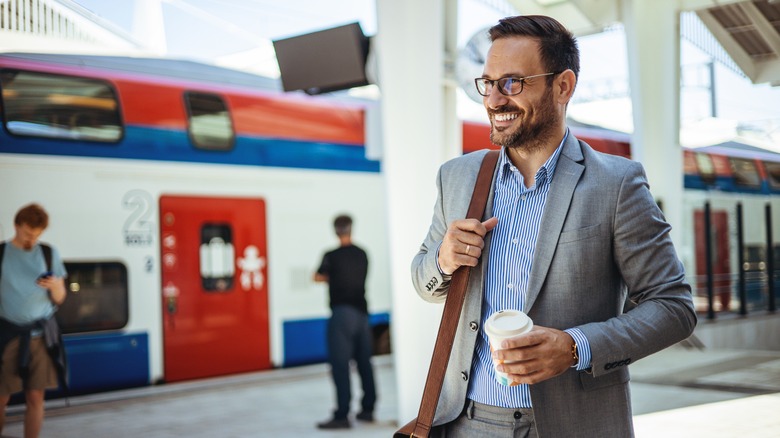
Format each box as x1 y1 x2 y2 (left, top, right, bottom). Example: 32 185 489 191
133 0 167 56
621 0 684 247
375 0 460 423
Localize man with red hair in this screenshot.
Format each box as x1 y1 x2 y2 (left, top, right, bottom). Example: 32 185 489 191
0 203 67 438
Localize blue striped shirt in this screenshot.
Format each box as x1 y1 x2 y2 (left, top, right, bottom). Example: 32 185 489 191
467 132 591 408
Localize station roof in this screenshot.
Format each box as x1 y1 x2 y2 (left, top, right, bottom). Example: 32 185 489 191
506 0 779 85
696 0 780 85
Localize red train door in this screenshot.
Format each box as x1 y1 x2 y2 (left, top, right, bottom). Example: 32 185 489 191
160 195 271 382
694 209 731 312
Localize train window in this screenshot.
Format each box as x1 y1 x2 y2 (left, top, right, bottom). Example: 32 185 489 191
728 157 761 188
710 154 732 176
683 151 697 174
694 153 716 184
763 161 780 189
0 70 122 142
184 92 234 151
743 245 766 272
56 262 129 334
200 223 235 291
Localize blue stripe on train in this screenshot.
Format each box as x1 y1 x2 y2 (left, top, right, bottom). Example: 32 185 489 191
0 126 380 173
684 174 770 194
283 312 390 367
56 332 150 397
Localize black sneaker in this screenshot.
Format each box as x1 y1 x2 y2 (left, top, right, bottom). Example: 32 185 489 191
356 411 374 422
317 418 351 429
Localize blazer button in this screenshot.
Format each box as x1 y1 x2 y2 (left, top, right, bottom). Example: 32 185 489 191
461 371 468 381
469 321 478 331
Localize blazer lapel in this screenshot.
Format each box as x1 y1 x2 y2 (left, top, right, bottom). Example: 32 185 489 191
525 135 584 312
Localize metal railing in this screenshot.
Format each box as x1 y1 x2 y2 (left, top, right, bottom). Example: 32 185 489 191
0 0 87 40
697 200 778 319
691 270 779 316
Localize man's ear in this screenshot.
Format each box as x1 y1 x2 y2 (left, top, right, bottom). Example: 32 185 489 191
556 69 577 105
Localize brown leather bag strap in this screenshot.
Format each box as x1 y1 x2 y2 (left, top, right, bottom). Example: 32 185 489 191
411 149 499 437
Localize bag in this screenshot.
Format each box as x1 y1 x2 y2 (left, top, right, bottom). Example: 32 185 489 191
394 150 499 438
394 418 443 438
0 242 53 280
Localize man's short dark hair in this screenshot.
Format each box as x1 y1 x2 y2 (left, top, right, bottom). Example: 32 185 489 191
489 15 580 84
334 214 352 237
14 203 49 229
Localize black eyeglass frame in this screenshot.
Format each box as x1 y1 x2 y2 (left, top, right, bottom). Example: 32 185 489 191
474 72 560 97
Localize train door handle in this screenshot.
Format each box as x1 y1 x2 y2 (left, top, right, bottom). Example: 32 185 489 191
166 296 178 314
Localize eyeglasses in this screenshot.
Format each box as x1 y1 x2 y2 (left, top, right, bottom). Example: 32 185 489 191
474 72 558 96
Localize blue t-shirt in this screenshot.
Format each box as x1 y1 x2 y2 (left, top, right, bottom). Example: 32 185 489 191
0 241 67 325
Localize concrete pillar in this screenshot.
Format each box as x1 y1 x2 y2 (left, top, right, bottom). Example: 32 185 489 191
621 0 684 247
374 0 460 423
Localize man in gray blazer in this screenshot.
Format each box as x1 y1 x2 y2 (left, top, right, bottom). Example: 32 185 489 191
412 15 696 437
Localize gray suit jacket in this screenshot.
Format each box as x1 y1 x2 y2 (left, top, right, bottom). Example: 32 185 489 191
411 133 697 437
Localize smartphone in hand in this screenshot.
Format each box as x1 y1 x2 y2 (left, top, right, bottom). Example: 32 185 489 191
37 271 53 281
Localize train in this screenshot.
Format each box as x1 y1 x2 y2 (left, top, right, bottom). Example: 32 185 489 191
1 52 778 397
680 140 780 314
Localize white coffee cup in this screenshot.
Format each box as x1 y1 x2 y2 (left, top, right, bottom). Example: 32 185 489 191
485 309 533 386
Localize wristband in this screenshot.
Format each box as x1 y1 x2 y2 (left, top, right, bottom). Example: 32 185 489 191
571 341 579 366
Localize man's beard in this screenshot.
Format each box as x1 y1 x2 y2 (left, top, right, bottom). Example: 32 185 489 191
489 87 559 152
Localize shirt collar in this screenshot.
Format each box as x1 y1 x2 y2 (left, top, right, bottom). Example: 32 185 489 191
498 129 569 187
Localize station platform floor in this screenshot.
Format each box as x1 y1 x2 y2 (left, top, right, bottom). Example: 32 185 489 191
3 346 780 438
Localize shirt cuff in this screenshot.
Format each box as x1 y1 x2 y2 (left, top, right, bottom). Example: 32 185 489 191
564 328 592 371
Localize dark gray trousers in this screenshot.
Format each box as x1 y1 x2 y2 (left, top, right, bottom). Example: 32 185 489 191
327 305 377 419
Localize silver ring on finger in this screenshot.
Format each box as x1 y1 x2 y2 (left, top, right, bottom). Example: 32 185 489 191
465 244 471 255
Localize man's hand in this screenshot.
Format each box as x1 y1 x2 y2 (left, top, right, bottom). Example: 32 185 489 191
438 217 498 275
492 326 576 385
38 276 67 305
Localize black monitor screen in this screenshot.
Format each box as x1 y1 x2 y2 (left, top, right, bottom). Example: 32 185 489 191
273 22 370 94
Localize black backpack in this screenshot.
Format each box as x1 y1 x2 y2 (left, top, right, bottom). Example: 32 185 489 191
0 242 53 281
0 241 68 393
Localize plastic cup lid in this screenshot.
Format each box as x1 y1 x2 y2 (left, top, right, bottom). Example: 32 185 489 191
486 309 533 337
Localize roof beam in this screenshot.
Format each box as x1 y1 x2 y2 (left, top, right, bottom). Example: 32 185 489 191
756 57 780 84
679 0 743 9
505 0 613 35
739 1 780 59
696 7 757 80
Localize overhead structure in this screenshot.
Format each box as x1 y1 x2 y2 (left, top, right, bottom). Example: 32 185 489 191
503 0 780 85
504 0 621 35
0 0 144 55
696 0 780 85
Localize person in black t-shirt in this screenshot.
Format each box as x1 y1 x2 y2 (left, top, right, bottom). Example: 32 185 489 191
314 214 377 430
